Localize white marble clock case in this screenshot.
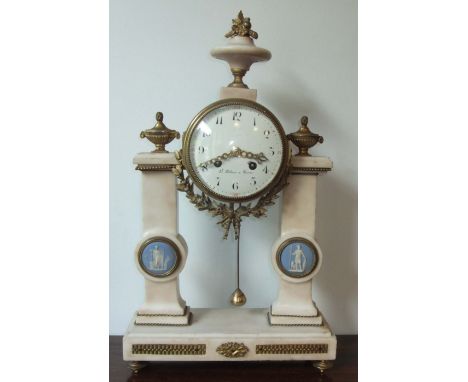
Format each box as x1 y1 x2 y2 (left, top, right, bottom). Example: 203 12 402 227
123 87 336 365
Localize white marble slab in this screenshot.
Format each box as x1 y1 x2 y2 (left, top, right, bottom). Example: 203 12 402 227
123 308 336 362
291 155 333 169
219 87 257 101
133 152 178 165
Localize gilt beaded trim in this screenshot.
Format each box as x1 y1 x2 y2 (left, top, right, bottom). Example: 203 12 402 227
290 166 331 175
267 313 324 327
135 164 176 172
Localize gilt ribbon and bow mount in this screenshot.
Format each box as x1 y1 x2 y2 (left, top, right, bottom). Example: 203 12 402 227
172 149 291 240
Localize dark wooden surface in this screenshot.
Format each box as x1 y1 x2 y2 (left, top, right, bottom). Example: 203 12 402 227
110 335 357 382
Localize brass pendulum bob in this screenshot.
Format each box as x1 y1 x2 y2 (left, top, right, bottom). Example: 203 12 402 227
230 209 247 306
231 288 247 306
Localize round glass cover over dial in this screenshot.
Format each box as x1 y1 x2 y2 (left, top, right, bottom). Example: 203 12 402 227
183 99 288 202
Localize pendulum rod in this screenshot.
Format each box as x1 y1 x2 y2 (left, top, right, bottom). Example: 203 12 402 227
230 203 247 306
236 222 240 290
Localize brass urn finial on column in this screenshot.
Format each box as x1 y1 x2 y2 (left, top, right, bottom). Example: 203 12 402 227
140 112 180 153
287 116 324 156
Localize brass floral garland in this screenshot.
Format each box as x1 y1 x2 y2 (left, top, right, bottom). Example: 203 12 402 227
173 149 291 240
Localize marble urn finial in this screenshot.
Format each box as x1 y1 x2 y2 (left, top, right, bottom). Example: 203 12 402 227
211 10 271 89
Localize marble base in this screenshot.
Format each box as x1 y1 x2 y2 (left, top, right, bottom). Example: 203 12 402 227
123 308 336 362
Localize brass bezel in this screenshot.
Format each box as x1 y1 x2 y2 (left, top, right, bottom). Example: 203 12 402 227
182 98 289 203
276 237 319 279
137 236 181 278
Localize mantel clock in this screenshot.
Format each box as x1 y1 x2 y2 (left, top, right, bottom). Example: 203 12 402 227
123 11 336 375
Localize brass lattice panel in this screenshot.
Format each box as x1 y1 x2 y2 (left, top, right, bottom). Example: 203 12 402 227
132 344 206 355
256 344 328 354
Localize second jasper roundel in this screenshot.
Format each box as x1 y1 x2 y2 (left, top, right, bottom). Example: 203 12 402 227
276 238 319 278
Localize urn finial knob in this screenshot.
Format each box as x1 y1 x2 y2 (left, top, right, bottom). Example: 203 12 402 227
287 116 324 156
140 112 180 153
224 10 258 39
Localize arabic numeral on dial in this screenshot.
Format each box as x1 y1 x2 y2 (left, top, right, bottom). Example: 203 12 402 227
250 177 257 186
264 130 270 138
232 181 239 190
202 131 211 138
253 117 256 126
198 146 205 153
233 112 241 121
216 177 220 186
200 164 208 172
216 116 223 125
269 146 275 156
263 166 268 174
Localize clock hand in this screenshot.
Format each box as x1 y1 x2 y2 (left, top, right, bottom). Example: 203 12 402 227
198 147 268 168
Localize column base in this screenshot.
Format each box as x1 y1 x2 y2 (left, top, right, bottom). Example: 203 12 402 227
135 306 192 326
268 306 323 326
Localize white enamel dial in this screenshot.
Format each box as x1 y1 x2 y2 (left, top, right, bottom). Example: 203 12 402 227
184 100 287 202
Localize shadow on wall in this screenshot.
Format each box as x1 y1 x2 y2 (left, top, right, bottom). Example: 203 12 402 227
316 174 358 333
258 70 334 136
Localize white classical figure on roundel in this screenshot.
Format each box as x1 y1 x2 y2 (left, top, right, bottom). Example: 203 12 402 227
289 244 306 273
149 245 167 271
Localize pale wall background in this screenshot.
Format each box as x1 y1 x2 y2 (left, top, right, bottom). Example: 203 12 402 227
110 0 357 334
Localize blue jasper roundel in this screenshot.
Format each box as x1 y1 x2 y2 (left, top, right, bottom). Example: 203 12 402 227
139 238 180 277
277 239 318 278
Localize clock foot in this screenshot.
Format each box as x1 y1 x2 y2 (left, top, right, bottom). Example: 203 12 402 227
312 360 333 374
128 361 147 374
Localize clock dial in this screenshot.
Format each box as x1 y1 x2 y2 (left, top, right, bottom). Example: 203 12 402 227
183 99 288 202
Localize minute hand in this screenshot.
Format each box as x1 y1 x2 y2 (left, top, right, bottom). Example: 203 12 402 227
198 147 268 168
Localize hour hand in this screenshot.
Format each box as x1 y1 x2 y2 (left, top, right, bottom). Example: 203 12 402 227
197 147 268 169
